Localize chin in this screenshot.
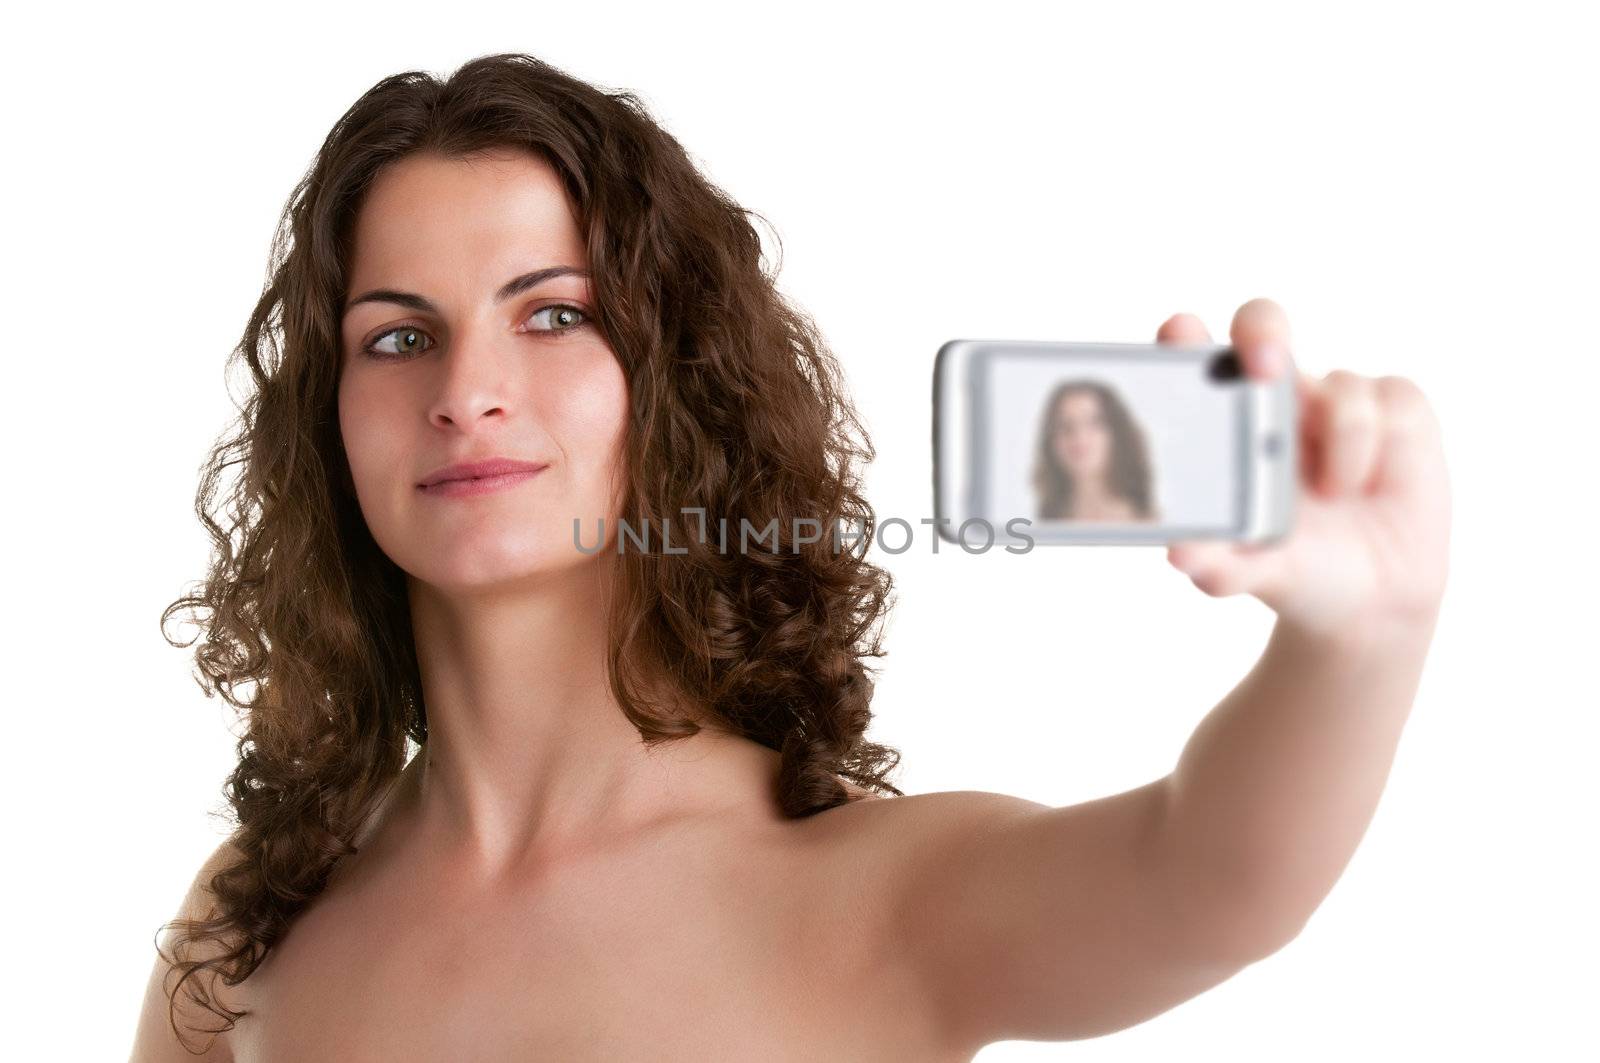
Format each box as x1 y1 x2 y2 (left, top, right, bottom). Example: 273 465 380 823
400 535 577 581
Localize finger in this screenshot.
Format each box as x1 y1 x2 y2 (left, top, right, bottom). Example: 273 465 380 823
1229 297 1294 380
1308 370 1383 497
1293 367 1318 410
1167 540 1238 596
1156 312 1213 346
1296 370 1324 484
1371 374 1446 495
1168 538 1292 602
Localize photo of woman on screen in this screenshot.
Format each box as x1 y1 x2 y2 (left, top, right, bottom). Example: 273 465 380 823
1031 379 1159 522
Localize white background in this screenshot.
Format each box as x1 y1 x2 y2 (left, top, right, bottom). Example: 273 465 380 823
5 2 1595 1059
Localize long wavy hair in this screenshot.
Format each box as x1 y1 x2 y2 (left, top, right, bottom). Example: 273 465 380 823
1031 379 1157 519
154 52 904 1052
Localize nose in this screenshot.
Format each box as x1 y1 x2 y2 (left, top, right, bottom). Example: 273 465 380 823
425 325 515 428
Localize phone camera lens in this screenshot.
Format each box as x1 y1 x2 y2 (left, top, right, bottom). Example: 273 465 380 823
1207 351 1242 381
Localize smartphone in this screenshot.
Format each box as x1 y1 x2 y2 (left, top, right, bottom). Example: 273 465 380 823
932 339 1297 547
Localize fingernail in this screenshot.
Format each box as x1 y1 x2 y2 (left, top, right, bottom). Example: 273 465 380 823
1256 344 1286 375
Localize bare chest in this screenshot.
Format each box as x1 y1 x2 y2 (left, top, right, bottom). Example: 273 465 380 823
224 817 954 1062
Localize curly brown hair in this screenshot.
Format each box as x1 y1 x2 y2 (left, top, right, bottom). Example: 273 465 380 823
153 52 904 1052
1031 379 1157 519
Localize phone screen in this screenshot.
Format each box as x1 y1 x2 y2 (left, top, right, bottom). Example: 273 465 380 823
969 345 1248 538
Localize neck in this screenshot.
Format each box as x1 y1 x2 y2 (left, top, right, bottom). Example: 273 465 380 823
1072 471 1117 503
396 552 758 876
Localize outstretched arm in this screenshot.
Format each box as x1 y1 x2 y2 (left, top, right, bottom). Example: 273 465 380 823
1158 299 1450 956
1158 597 1440 962
896 299 1451 1054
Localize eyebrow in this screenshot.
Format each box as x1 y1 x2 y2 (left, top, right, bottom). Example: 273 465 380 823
342 265 591 317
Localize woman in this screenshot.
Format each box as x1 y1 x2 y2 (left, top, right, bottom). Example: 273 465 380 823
1032 379 1158 522
132 53 1452 1062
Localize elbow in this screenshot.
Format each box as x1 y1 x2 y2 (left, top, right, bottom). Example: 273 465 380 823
1176 875 1318 968
1152 785 1326 967
1218 905 1311 966
1158 842 1320 967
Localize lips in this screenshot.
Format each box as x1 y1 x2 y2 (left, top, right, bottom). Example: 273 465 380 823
419 457 550 488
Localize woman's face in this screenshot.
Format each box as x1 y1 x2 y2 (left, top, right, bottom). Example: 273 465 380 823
338 148 628 591
1050 389 1112 478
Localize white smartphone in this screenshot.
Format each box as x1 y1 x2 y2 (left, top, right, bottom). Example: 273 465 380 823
932 339 1298 547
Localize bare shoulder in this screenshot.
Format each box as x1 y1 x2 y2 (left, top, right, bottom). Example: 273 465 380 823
809 784 1048 866
819 784 1046 836
826 781 1257 1054
129 835 250 1063
802 786 1047 906
826 787 1182 1041
803 791 1053 998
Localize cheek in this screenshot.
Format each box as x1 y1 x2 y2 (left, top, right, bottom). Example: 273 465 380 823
558 353 630 474
337 376 402 506
337 381 368 472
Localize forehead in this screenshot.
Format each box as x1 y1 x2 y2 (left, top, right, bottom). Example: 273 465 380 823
346 149 585 281
1058 390 1101 413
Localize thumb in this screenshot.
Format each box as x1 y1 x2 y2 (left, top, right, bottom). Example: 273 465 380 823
1167 537 1294 604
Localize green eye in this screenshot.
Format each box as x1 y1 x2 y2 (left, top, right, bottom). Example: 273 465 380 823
364 326 433 360
359 303 589 362
529 304 589 332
